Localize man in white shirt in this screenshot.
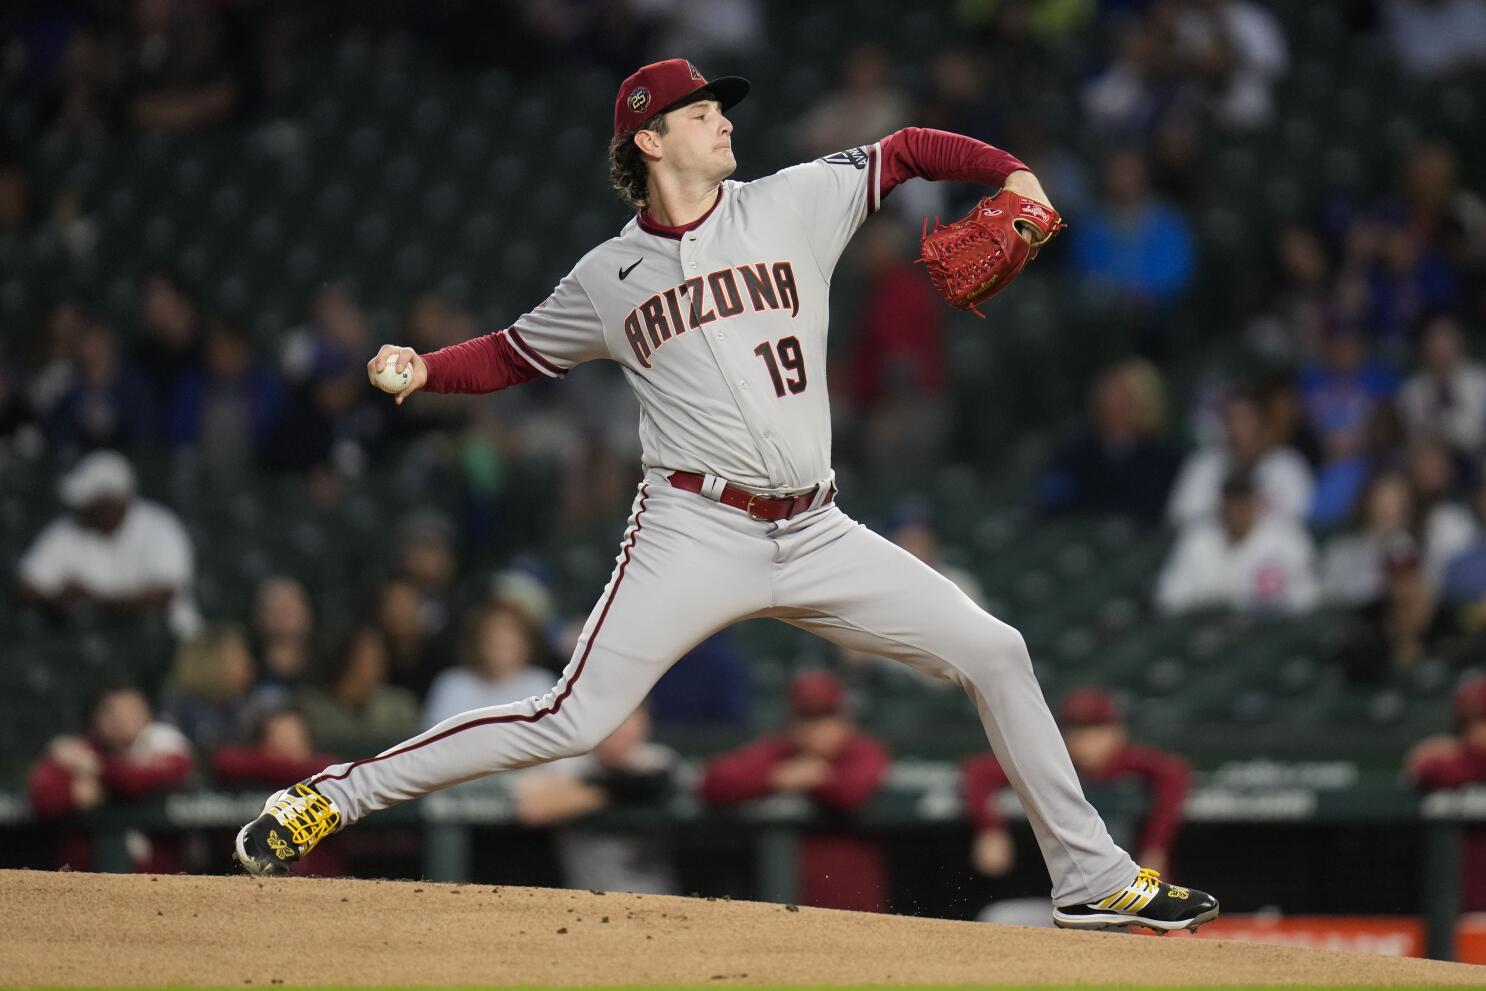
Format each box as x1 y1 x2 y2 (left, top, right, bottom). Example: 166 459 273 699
1156 470 1320 615
15 450 200 637
1167 390 1314 527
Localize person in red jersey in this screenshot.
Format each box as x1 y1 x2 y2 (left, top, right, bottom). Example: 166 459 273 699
215 707 343 876
27 684 194 872
963 687 1191 881
699 670 891 911
1406 674 1486 910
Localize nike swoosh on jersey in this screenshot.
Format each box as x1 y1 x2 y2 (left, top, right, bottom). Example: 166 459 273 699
619 259 643 280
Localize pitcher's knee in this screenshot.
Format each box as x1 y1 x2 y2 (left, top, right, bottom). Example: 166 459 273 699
962 620 1033 681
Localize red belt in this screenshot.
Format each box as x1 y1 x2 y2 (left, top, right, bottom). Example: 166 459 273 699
666 470 834 522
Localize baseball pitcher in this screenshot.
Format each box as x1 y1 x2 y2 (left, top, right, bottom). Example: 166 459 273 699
236 58 1218 932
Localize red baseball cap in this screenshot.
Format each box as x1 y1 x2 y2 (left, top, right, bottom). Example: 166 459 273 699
613 58 750 138
789 671 845 718
1058 688 1121 729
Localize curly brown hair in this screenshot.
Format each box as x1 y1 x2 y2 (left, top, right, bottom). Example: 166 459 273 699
608 114 669 210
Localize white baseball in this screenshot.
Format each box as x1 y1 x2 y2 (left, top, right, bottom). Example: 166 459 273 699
373 357 413 394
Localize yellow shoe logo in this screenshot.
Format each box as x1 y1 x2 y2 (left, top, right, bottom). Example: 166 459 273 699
266 830 294 861
1168 886 1190 900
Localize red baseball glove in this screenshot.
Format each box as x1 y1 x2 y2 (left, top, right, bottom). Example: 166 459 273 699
919 190 1066 317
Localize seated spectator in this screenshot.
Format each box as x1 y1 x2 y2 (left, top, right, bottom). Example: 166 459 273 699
1360 216 1458 350
886 505 987 607
15 450 201 637
844 220 947 412
298 627 420 753
47 319 155 451
1038 359 1182 525
366 513 460 699
264 282 376 472
1082 16 1171 136
213 707 343 876
28 299 89 422
796 44 910 159
1405 675 1486 909
162 625 256 751
166 316 283 473
1244 224 1336 362
514 706 679 894
963 687 1190 880
374 577 446 696
1299 328 1399 459
1321 471 1415 607
1442 481 1486 607
1407 437 1479 585
648 631 753 729
1068 148 1195 322
214 707 336 792
700 671 891 912
1168 390 1314 526
133 270 204 419
1400 140 1486 269
121 0 242 132
1398 315 1486 459
251 575 316 704
26 684 194 872
1383 0 1486 79
1156 470 1319 615
1310 402 1408 529
423 601 557 729
1336 536 1459 683
1172 0 1289 130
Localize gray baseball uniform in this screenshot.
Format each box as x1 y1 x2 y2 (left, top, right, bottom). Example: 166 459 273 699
312 143 1140 906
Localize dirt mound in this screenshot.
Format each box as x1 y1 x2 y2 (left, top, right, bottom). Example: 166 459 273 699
0 869 1479 986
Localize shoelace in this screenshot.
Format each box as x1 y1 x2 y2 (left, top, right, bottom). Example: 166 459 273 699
268 784 341 849
1135 867 1162 892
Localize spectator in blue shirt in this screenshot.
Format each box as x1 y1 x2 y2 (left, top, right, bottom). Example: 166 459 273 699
1070 148 1195 317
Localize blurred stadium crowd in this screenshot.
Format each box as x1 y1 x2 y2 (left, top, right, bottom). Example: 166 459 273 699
2 0 1486 910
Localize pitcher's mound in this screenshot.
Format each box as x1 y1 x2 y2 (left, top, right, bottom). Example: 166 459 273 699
0 869 1479 986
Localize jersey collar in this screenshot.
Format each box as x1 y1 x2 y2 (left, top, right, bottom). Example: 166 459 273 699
636 184 725 240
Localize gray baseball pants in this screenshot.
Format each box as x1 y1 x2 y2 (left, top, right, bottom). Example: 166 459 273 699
311 470 1139 905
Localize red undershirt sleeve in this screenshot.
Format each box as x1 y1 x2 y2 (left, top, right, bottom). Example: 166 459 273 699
875 127 1028 205
420 329 546 395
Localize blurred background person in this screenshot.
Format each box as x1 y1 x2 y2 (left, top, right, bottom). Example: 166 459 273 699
1037 358 1181 525
1321 470 1416 607
796 44 910 159
513 706 679 894
1068 147 1195 344
422 600 556 729
1405 675 1486 910
250 575 317 705
161 624 256 751
1397 315 1486 459
1155 470 1319 615
1335 535 1460 684
15 450 200 637
213 707 343 876
700 671 891 912
964 687 1191 886
647 631 753 731
1168 389 1314 527
25 684 194 873
298 627 420 755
